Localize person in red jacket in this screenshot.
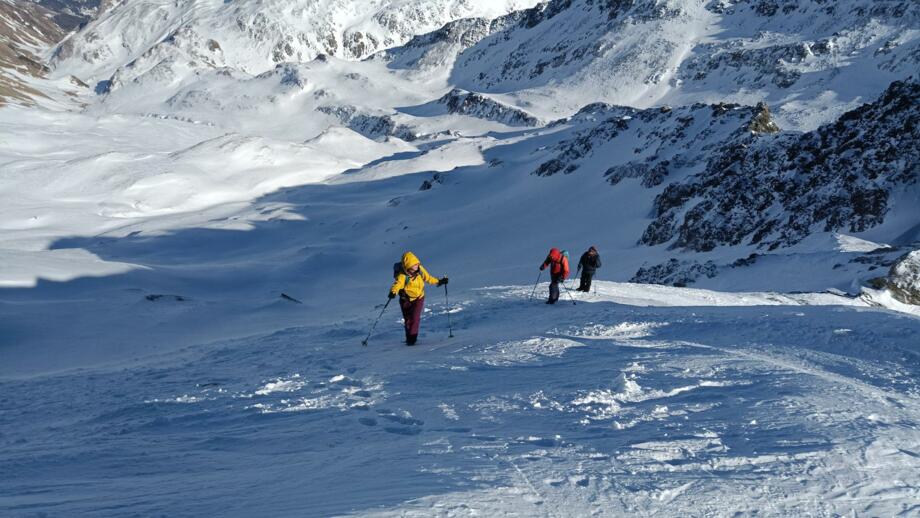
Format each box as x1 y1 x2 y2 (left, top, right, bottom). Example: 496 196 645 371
540 248 569 304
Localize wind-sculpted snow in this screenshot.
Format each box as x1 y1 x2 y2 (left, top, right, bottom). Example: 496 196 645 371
3 283 918 515
1 0 919 514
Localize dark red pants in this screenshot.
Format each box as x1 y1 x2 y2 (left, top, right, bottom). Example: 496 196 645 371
399 296 424 344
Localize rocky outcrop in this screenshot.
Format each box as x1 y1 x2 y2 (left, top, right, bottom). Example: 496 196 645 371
631 259 719 287
884 250 920 305
28 0 110 30
317 105 416 142
531 101 767 178
438 88 539 127
379 14 525 71
641 79 919 251
452 0 686 91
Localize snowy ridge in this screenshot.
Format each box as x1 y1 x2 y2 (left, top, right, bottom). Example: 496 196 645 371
447 0 919 126
50 0 542 82
375 13 523 73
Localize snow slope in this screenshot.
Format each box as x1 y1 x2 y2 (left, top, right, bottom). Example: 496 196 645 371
1 0 919 515
2 281 919 516
2 81 919 514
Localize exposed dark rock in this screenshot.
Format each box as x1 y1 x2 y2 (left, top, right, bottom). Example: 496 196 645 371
419 172 446 191
641 79 920 251
884 250 920 305
631 259 719 286
748 102 780 134
145 294 188 302
317 105 416 141
438 88 539 127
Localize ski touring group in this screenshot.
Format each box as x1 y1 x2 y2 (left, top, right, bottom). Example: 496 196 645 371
364 248 602 347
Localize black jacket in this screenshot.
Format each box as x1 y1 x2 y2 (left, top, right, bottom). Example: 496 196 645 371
578 251 601 274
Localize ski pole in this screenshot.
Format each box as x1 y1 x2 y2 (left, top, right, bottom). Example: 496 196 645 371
561 278 577 305
444 284 454 338
529 270 543 301
573 266 581 291
361 297 392 346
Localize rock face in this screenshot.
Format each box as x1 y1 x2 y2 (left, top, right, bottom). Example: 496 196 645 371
641 79 919 252
0 0 66 105
530 101 771 179
886 250 920 305
438 88 539 127
452 0 687 92
631 259 718 287
683 1 919 92
27 0 109 30
317 105 416 141
520 78 916 285
377 14 524 72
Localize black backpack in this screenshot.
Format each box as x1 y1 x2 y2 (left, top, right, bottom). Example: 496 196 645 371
393 261 412 289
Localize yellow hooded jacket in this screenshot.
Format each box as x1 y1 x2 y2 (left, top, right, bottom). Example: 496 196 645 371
391 251 439 302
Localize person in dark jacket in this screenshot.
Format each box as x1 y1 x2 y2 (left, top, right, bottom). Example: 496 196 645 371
576 246 601 292
540 248 570 304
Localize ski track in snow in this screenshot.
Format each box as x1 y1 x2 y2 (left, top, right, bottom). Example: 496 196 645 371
1 283 918 517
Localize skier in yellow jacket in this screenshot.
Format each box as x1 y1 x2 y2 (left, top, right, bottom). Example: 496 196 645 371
389 251 447 345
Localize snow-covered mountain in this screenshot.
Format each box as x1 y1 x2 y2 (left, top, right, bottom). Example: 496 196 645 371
50 0 541 82
443 0 920 127
3 0 917 296
0 0 65 104
1 0 919 515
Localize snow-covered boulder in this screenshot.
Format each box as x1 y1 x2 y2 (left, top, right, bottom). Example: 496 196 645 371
886 250 920 305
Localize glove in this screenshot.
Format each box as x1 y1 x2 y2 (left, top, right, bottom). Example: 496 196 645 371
438 277 449 286
398 289 407 299
539 265 545 271
388 291 396 299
